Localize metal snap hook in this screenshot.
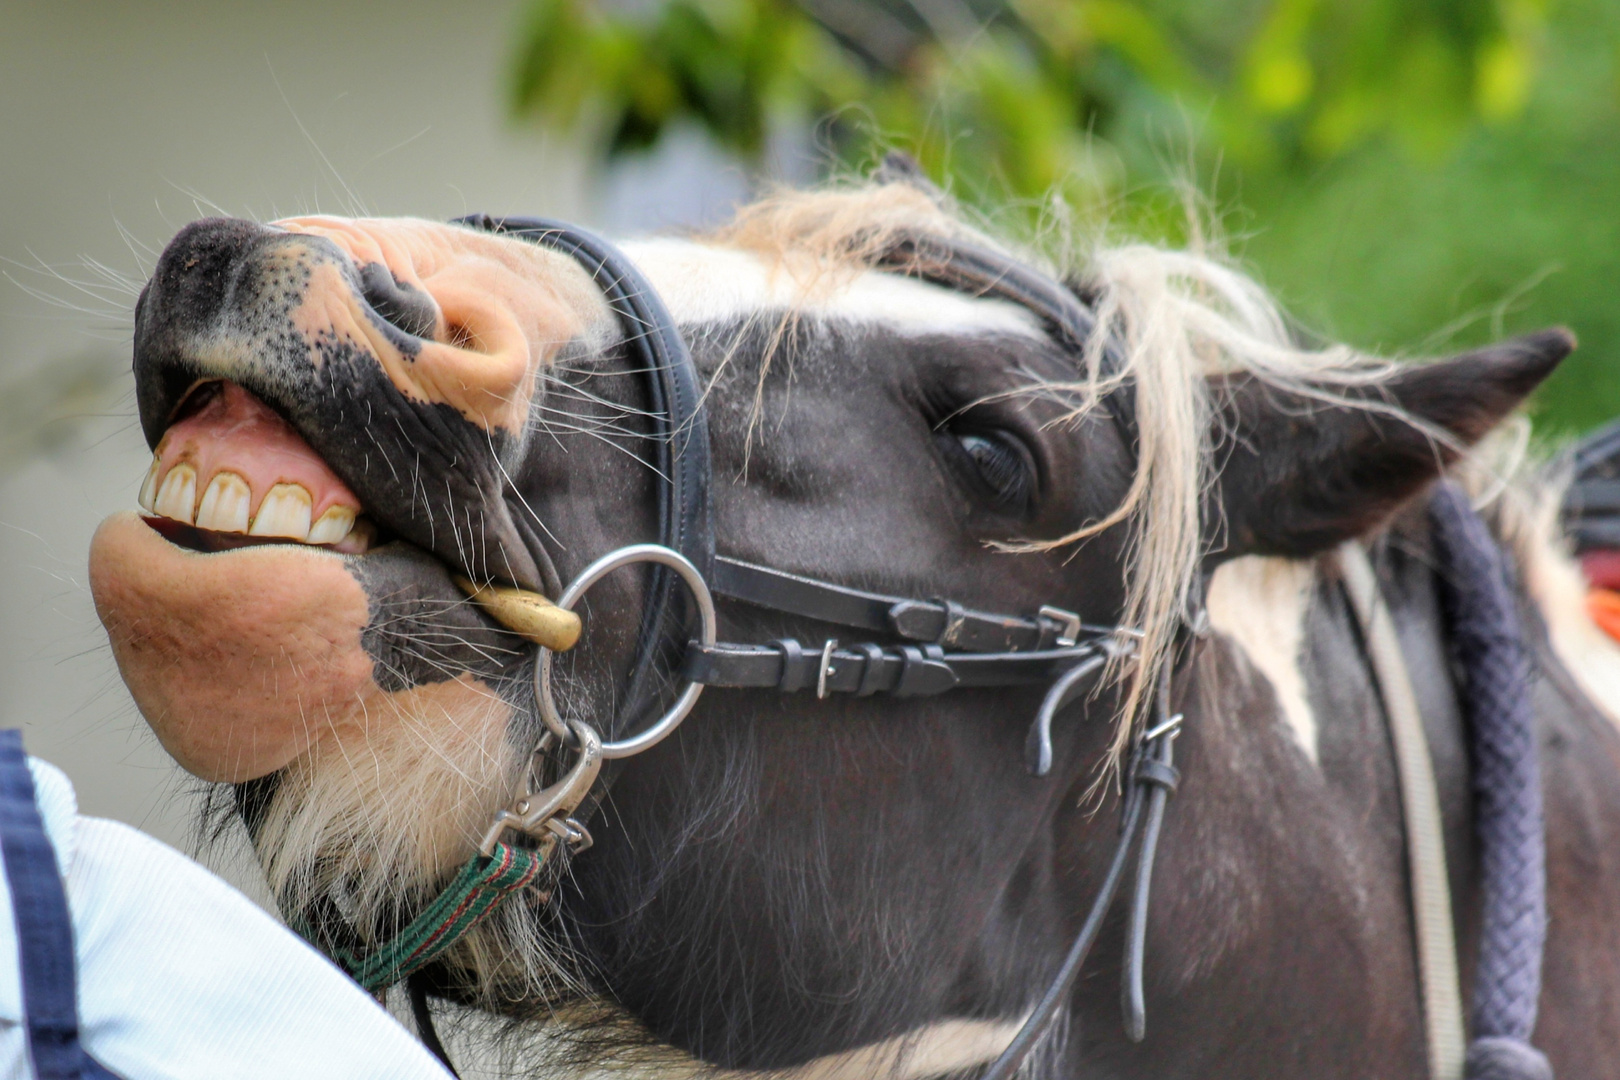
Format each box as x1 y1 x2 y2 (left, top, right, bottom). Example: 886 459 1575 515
479 718 604 857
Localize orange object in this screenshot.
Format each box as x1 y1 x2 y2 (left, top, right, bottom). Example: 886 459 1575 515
1587 588 1620 643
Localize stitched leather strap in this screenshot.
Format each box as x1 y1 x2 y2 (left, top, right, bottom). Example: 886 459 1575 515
713 556 1086 652
456 215 715 579
457 215 715 736
683 639 1110 697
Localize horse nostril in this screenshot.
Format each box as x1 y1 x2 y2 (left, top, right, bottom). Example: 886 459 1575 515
358 262 439 340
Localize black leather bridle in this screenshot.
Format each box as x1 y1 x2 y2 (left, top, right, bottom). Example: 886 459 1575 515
447 212 1186 1078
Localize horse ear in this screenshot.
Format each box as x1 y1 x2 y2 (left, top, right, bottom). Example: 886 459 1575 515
1208 328 1575 562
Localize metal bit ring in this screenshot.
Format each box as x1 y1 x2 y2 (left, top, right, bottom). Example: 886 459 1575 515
534 543 718 760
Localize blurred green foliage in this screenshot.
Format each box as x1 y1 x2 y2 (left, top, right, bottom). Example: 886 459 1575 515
510 0 1620 433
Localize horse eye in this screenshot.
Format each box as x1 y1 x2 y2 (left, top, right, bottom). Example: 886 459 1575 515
949 431 1035 512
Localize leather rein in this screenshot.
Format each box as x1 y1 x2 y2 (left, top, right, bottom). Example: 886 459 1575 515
380 214 1189 1077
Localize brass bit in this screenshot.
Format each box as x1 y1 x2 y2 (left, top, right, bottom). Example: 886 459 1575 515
454 576 582 652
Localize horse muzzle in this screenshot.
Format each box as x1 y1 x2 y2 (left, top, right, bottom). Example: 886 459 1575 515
92 215 611 781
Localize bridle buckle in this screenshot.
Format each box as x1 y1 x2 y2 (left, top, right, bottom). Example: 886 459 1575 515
1038 604 1083 648
1141 712 1184 746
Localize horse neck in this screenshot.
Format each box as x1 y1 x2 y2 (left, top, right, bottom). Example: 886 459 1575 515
1054 524 1469 1076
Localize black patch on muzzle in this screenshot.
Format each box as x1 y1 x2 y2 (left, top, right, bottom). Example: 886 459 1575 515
132 217 545 590
351 542 527 691
358 261 439 340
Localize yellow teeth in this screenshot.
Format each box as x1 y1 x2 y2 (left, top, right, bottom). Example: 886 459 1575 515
347 518 378 549
307 505 357 546
153 463 197 524
138 455 161 513
195 472 252 533
249 483 314 540
140 458 368 550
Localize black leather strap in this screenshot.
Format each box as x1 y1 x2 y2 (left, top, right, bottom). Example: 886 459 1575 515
1132 758 1181 792
712 558 893 633
982 685 1184 1078
456 214 714 577
875 233 1111 366
980 751 1150 1080
683 639 1110 697
713 556 1090 653
458 215 715 737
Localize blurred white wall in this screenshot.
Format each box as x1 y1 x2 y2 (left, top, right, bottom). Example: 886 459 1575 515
0 0 604 872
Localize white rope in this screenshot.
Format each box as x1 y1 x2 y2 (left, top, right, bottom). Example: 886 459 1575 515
1340 542 1466 1079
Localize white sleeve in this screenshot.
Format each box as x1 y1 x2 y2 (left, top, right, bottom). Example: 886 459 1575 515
67 817 457 1080
0 761 454 1080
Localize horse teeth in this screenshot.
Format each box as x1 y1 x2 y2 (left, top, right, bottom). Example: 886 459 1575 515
195 472 252 533
143 458 364 548
345 517 378 553
249 483 313 540
153 463 197 524
306 505 357 546
137 454 161 513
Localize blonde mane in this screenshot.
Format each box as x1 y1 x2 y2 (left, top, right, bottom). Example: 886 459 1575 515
706 182 1404 762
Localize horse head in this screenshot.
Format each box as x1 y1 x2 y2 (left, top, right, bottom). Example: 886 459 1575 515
89 184 1572 1074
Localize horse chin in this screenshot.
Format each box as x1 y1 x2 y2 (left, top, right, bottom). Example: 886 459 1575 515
253 671 525 943
89 509 506 785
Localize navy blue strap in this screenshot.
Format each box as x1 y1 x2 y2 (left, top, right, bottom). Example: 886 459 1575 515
1430 485 1554 1080
0 730 120 1079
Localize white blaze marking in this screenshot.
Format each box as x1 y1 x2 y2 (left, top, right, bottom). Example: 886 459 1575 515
619 238 1047 339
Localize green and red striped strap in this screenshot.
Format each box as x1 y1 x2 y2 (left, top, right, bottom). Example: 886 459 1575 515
308 840 544 993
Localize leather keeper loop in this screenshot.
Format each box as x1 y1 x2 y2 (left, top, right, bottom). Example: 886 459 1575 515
894 644 956 697
1133 758 1181 793
774 638 809 693
855 643 888 696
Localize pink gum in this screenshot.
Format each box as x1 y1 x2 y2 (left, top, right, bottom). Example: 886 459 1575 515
154 383 361 520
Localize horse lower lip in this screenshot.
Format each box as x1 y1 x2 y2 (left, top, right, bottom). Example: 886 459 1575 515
89 510 382 782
